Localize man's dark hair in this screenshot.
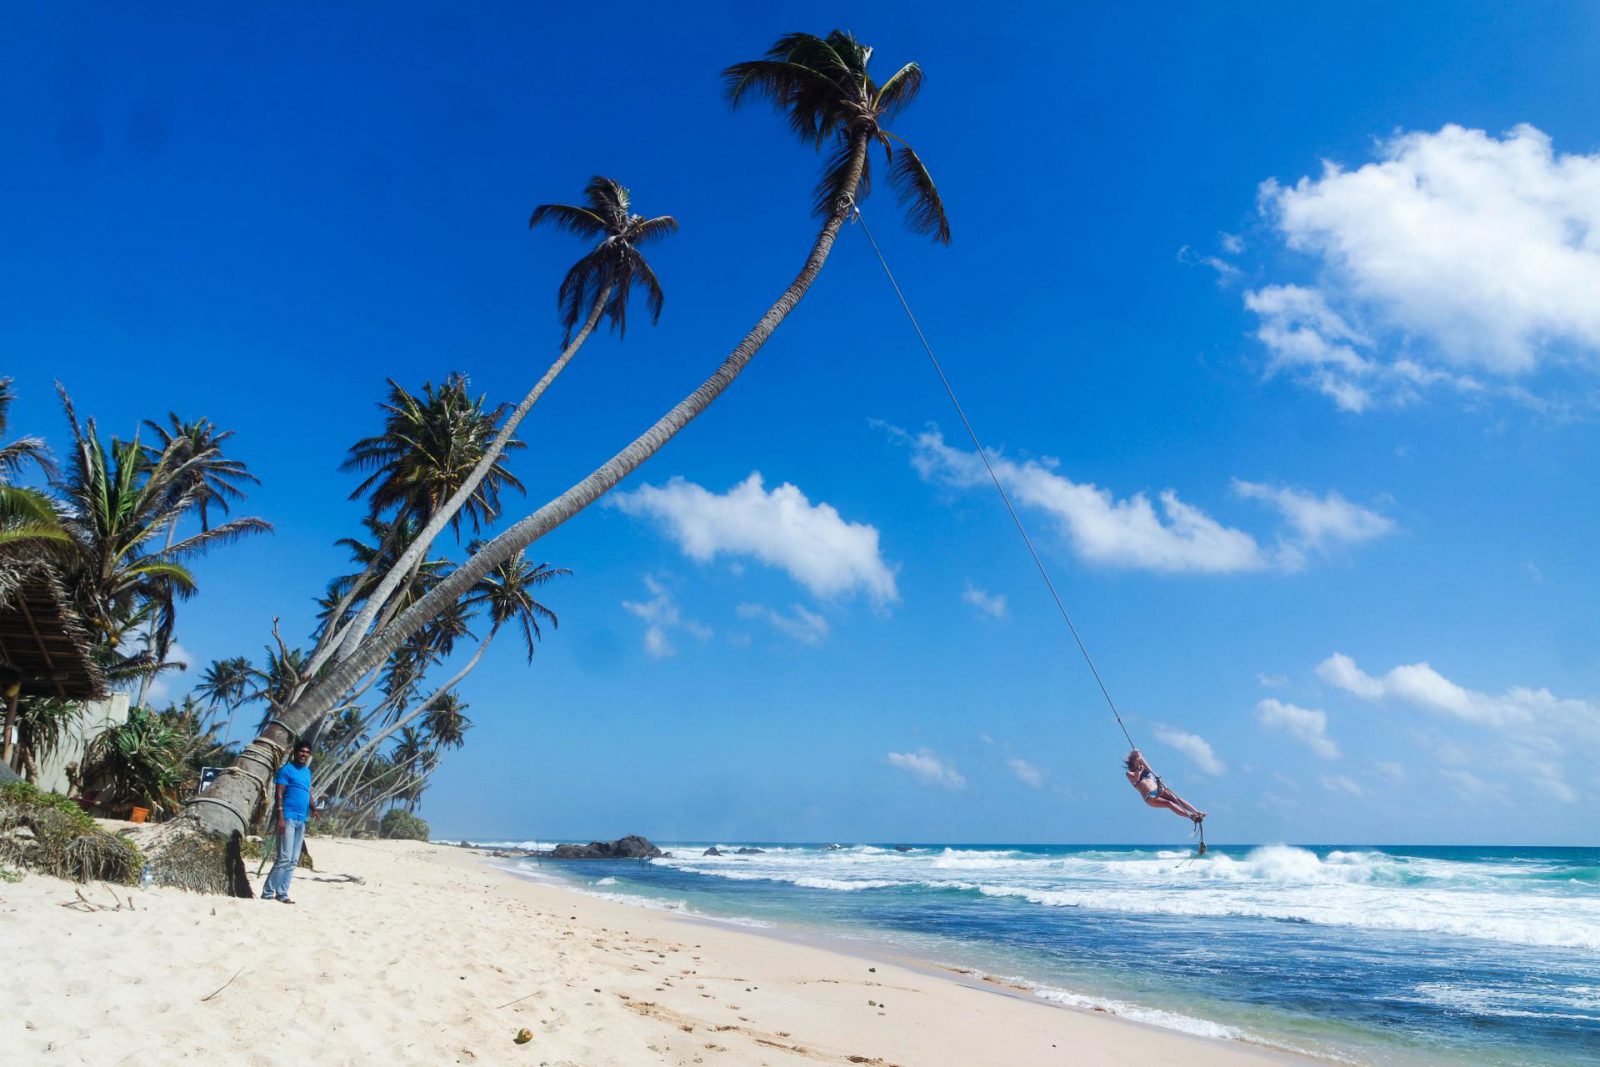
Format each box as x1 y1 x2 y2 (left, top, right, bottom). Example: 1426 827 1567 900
293 740 313 754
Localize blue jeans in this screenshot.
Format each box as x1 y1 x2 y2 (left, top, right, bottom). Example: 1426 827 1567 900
262 819 305 900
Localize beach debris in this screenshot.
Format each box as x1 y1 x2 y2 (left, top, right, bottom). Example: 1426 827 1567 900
496 990 542 1010
513 1028 533 1045
201 967 244 1003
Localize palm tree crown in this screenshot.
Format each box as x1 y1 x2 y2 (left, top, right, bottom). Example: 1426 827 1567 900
467 545 568 661
141 415 259 533
723 30 950 242
529 176 678 344
341 373 525 537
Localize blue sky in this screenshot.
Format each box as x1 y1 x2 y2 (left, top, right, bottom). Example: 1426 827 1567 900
6 3 1599 845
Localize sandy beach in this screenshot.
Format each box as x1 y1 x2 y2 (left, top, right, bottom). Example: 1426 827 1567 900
0 836 1307 1066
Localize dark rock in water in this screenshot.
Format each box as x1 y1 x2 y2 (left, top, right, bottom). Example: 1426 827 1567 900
893 845 914 852
822 844 844 851
543 835 664 860
733 847 765 855
702 847 723 857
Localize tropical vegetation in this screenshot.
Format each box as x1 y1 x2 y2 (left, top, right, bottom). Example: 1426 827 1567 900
1 29 950 892
180 29 948 868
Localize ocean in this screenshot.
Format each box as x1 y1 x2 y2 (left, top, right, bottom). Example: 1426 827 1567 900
482 841 1599 1065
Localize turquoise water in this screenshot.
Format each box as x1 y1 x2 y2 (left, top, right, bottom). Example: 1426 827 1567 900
484 841 1599 1065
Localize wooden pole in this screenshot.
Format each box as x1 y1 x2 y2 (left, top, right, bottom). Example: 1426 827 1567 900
2 683 20 769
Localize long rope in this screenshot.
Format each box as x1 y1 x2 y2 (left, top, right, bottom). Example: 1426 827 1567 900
853 206 1136 752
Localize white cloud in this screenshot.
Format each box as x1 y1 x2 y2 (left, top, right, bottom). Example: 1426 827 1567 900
1317 653 1597 803
962 582 1008 618
1179 243 1242 283
622 576 712 659
886 749 967 791
141 640 193 706
735 602 830 646
903 428 1391 574
1321 774 1366 797
1232 480 1395 569
1007 758 1045 788
1315 653 1597 729
1257 699 1341 759
612 473 897 606
1440 768 1508 802
1257 672 1290 689
1250 123 1600 408
1220 232 1245 255
1375 761 1406 784
1153 726 1226 776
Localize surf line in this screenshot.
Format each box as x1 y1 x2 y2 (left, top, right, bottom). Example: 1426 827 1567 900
850 202 1206 856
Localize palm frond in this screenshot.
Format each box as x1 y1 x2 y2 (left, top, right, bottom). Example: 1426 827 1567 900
887 139 951 244
874 62 923 119
583 176 630 222
122 559 198 594
630 215 679 246
161 515 273 560
556 248 609 344
528 203 608 238
722 58 849 146
627 250 665 326
812 132 866 219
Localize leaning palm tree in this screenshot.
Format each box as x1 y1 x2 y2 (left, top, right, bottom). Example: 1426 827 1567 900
174 31 949 881
318 180 675 669
317 550 566 802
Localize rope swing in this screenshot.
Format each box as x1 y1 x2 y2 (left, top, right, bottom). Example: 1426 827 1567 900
852 206 1207 853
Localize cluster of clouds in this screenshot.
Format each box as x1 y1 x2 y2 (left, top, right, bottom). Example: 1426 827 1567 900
1236 123 1600 411
884 736 1048 793
1245 653 1596 805
620 576 712 659
610 473 895 654
611 473 897 607
903 427 1393 575
1314 652 1595 803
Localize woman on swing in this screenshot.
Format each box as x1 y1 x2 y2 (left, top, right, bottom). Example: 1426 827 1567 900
1125 749 1206 825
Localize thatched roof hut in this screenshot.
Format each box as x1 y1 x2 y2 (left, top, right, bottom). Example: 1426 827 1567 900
0 557 105 701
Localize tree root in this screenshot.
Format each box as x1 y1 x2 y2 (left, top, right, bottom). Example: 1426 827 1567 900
127 820 255 897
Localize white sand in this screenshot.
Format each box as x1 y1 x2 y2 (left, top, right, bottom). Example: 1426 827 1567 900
0 838 1307 1066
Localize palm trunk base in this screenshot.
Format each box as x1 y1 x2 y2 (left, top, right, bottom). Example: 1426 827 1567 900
130 819 254 896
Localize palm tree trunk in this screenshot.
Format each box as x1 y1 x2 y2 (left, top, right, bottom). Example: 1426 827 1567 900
303 525 404 676
180 134 870 842
133 519 184 707
328 290 613 668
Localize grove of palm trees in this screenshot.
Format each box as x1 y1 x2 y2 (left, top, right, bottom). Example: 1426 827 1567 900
1 29 948 893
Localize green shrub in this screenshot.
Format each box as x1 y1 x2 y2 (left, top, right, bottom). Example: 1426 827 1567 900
379 809 429 841
82 707 186 815
0 781 142 884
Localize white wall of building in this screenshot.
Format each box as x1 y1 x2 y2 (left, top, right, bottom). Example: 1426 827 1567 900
34 692 131 795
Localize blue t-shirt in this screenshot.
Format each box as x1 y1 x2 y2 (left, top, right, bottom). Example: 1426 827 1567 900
275 762 313 822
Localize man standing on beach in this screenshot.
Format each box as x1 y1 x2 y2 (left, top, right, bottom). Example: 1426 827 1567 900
262 740 314 903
